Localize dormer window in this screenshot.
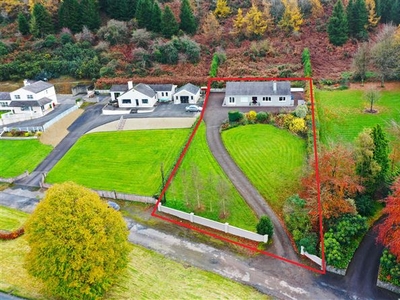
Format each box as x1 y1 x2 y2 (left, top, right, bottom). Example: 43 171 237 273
27 95 33 99
15 95 20 100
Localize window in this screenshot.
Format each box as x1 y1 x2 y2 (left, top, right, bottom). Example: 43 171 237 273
229 97 235 103
162 92 164 96
176 96 178 100
191 96 194 100
279 97 286 102
262 97 271 102
27 95 33 99
122 99 131 104
41 105 44 110
15 95 20 100
0 102 9 107
142 99 148 104
166 92 168 96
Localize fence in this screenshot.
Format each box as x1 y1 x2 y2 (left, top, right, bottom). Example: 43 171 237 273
42 105 78 131
301 246 324 270
157 204 268 243
0 171 29 183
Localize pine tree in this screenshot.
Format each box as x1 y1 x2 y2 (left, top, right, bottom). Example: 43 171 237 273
58 0 81 33
18 12 30 35
179 0 197 34
244 4 268 38
214 0 231 18
149 1 162 33
161 5 179 38
136 0 153 29
279 0 303 33
365 0 380 29
350 0 368 40
327 0 348 46
30 3 54 38
80 0 101 31
372 124 390 183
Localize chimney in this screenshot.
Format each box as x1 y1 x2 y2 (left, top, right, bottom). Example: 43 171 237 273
273 81 277 93
128 81 133 90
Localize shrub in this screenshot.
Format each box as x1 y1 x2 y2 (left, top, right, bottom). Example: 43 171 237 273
256 216 274 238
283 113 295 129
228 110 243 123
43 34 58 48
298 232 318 255
256 111 269 123
0 41 9 56
97 20 129 45
60 32 74 44
380 249 400 286
354 194 376 217
245 110 257 122
288 117 307 134
294 104 308 118
131 28 152 48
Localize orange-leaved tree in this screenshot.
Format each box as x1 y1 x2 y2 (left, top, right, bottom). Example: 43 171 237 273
377 177 400 261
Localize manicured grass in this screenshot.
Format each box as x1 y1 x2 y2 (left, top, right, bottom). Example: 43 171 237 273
167 123 259 231
46 129 190 196
0 140 52 178
222 124 307 212
316 89 400 144
0 206 268 300
0 205 28 231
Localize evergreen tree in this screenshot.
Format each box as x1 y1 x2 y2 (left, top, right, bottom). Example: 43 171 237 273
327 0 348 46
179 0 197 35
18 12 30 35
161 5 179 38
391 0 400 25
80 0 101 31
30 3 54 38
352 0 368 39
58 0 81 33
376 0 391 23
135 0 153 29
150 1 162 33
106 0 135 21
347 0 356 36
372 124 390 183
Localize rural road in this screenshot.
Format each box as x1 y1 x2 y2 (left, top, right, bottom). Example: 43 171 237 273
202 92 297 262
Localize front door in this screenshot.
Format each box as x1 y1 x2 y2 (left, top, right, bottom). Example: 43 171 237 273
181 96 189 103
252 96 257 104
135 99 139 106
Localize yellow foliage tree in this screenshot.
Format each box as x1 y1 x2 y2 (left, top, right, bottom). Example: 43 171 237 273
0 0 26 17
278 0 303 33
29 0 59 14
310 0 323 18
289 117 307 134
232 8 246 37
365 0 380 29
202 12 223 44
214 0 231 18
244 4 268 37
262 0 274 31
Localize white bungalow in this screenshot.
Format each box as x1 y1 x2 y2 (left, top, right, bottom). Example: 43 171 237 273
117 82 157 108
148 84 177 102
173 83 201 104
110 84 128 101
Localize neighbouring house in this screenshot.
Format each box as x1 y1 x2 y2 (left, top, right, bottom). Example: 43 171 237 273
173 83 201 104
148 84 177 102
7 80 58 116
223 81 293 107
110 84 129 101
0 92 11 109
117 82 157 108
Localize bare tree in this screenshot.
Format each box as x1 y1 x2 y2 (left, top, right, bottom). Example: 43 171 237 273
364 88 380 113
352 42 370 86
216 175 230 218
190 164 203 210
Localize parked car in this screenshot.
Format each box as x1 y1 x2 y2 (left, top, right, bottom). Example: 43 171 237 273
185 105 202 112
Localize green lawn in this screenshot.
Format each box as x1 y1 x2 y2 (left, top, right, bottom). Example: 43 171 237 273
46 129 190 196
222 124 307 212
167 123 258 231
0 140 52 178
0 206 268 300
316 89 400 144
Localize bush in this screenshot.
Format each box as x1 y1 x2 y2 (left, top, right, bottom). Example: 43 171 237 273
288 117 307 134
380 249 400 287
245 110 257 122
228 110 243 123
298 232 318 255
256 111 269 123
0 41 9 56
256 216 274 238
294 104 308 118
355 194 376 217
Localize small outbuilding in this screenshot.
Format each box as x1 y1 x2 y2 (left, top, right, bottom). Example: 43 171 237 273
173 83 201 104
148 84 177 102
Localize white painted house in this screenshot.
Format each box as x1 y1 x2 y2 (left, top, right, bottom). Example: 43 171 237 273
174 83 201 104
117 82 157 108
224 81 293 107
148 84 177 102
6 80 58 116
110 84 128 101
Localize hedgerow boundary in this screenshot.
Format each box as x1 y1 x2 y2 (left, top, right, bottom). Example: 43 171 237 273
151 76 325 274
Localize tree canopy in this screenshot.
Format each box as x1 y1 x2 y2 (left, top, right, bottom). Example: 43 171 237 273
327 0 348 46
24 182 130 299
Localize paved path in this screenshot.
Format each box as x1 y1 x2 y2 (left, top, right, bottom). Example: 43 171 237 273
202 92 298 262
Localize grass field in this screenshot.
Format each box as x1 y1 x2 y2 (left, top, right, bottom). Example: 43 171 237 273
0 206 268 300
316 89 400 144
222 124 307 212
167 123 259 231
0 140 52 178
46 129 190 195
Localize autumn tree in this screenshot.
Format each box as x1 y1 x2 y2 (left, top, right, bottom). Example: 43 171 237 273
202 12 222 44
232 8 246 38
377 177 400 261
279 0 303 33
352 42 370 85
244 4 268 38
162 5 179 38
18 12 30 35
327 0 348 46
310 0 323 18
180 0 197 35
261 0 274 30
301 144 362 228
214 0 231 18
365 0 380 29
24 182 130 299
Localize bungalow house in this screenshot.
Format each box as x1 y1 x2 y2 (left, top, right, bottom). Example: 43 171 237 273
110 84 129 101
223 81 293 107
173 83 201 104
0 92 11 110
148 84 177 102
7 80 58 116
116 82 157 108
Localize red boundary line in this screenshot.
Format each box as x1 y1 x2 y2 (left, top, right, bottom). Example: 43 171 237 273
151 77 324 274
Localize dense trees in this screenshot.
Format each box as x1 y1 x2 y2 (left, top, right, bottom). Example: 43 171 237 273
30 3 54 38
327 0 348 46
179 0 197 35
161 6 179 38
25 182 130 299
279 0 303 33
347 0 368 40
17 12 30 35
135 0 153 29
58 0 81 33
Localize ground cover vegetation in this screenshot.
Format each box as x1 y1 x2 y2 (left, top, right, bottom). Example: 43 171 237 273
166 122 259 231
0 1 400 84
46 129 190 195
0 139 52 178
0 205 268 299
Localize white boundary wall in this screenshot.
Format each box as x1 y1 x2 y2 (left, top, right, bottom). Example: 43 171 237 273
158 203 268 243
301 246 324 270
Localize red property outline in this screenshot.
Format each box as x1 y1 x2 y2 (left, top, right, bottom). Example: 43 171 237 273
151 77 325 274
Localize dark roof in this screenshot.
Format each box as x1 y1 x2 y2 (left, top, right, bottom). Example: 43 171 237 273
9 97 53 107
225 81 291 96
134 83 156 98
110 84 128 92
175 83 200 95
22 80 53 93
0 92 11 100
148 84 174 92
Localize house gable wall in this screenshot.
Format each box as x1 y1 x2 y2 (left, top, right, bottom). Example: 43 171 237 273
173 89 200 104
117 89 157 108
224 93 292 107
10 86 57 104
